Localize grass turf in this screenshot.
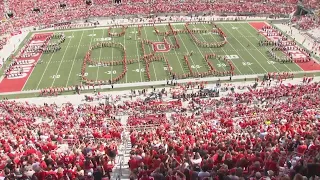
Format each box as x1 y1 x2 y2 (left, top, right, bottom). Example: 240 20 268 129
22 22 305 91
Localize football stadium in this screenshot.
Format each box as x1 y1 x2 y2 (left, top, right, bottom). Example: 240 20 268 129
0 0 320 179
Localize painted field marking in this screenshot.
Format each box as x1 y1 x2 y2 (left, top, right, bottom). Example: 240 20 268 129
124 28 127 83
134 26 143 82
65 30 87 87
219 23 259 74
96 29 106 82
245 22 299 72
162 25 185 76
197 24 231 73
237 23 282 72
36 33 66 89
142 26 158 81
174 25 200 75
52 31 84 87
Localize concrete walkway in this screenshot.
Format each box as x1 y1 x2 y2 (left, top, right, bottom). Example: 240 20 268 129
2 70 320 97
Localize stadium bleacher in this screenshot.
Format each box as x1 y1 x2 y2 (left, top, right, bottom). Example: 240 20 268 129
0 0 302 35
0 79 319 179
1 0 319 36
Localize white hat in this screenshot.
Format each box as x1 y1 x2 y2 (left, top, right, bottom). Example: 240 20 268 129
267 170 274 176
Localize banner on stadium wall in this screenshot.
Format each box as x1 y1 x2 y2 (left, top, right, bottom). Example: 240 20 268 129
11 30 22 36
236 12 256 16
54 22 71 27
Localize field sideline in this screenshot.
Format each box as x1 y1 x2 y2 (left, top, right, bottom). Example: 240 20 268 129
0 21 319 93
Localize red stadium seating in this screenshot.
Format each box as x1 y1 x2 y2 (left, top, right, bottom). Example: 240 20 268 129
0 0 309 36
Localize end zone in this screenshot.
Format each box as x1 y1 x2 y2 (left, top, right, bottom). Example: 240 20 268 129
249 22 320 71
0 33 53 93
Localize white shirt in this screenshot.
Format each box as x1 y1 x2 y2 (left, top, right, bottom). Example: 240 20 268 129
191 157 202 165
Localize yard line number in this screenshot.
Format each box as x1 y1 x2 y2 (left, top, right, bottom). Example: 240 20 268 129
95 38 111 41
51 75 60 79
217 63 227 67
225 55 239 60
164 67 173 71
267 61 276 64
105 71 117 74
191 65 201 69
133 69 145 72
242 62 253 66
88 64 108 67
77 73 88 76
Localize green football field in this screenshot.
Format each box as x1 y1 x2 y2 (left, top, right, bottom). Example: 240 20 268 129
22 22 304 91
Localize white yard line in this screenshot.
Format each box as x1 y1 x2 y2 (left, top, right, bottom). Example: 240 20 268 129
163 26 186 75
236 23 282 72
124 30 127 83
143 27 158 81
51 31 84 87
135 27 143 82
198 24 244 75
65 30 88 87
35 48 58 89
111 32 115 81
213 24 256 74
95 29 105 82
174 25 200 75
220 23 265 73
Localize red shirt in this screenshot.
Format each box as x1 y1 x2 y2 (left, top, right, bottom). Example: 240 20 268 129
128 158 139 170
139 177 154 180
297 145 307 154
45 171 58 180
33 171 47 180
265 160 278 173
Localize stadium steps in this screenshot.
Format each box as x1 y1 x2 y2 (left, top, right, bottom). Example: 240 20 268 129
110 115 131 180
111 139 132 180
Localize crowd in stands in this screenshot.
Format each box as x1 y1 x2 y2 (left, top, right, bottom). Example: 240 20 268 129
0 0 319 36
0 36 7 50
301 0 320 10
0 101 123 179
0 0 305 35
292 15 320 30
0 0 4 19
0 73 319 180
128 81 320 180
0 0 318 40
